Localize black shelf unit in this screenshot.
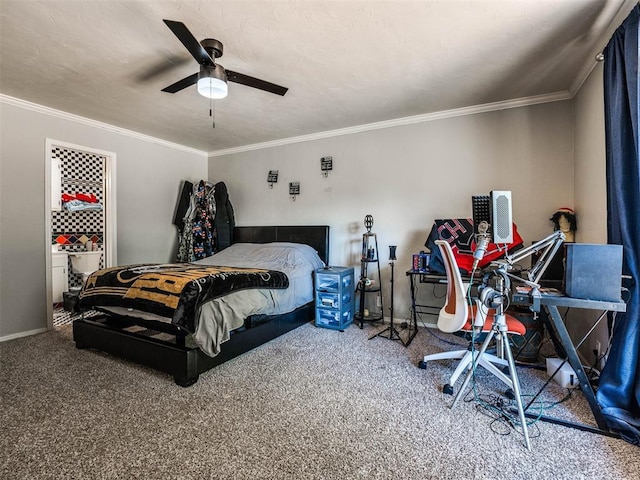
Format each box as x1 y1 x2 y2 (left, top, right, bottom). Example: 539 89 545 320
355 231 384 328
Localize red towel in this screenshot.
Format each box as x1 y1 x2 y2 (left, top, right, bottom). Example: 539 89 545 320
61 193 97 203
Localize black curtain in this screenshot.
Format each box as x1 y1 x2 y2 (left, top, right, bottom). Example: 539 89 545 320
597 4 640 445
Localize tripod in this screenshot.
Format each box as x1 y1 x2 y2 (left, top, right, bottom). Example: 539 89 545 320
370 246 416 346
450 268 532 450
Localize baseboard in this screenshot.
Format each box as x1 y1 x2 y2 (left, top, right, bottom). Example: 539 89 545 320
0 327 49 342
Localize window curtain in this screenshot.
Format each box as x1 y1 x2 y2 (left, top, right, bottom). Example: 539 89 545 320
597 4 640 445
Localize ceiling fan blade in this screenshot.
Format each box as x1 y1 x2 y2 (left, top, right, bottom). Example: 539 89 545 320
161 72 199 93
163 19 213 66
136 55 191 82
226 70 288 96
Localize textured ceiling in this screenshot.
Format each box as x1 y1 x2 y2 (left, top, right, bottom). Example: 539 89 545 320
0 1 635 153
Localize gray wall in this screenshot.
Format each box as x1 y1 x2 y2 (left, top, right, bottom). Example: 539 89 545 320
572 62 609 362
0 70 611 349
575 62 607 244
0 100 207 338
208 101 575 322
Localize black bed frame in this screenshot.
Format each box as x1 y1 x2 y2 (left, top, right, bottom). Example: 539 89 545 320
73 225 330 387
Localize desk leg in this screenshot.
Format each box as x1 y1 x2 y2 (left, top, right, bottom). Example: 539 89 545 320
540 309 566 359
545 305 610 431
405 277 419 345
409 274 417 330
408 275 418 343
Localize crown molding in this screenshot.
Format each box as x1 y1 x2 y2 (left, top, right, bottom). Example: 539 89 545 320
1 89 573 160
208 90 572 157
0 94 208 157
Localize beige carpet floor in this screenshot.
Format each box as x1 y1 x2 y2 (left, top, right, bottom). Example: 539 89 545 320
1 321 639 479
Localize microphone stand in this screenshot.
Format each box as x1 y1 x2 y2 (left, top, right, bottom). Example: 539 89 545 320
453 229 563 451
370 246 416 346
451 267 532 450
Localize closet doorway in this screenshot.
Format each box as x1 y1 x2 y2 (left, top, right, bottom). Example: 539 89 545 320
45 139 117 329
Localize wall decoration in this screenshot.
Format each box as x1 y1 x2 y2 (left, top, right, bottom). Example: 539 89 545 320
267 170 279 188
289 181 300 201
321 156 333 177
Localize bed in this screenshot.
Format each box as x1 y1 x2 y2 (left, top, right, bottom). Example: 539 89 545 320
73 225 330 386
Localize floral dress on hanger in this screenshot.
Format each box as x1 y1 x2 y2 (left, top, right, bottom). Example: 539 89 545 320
177 180 217 262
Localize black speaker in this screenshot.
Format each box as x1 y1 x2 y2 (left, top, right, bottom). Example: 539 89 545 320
565 243 623 301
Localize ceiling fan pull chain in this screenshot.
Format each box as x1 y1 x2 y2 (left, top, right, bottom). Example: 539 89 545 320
210 97 216 129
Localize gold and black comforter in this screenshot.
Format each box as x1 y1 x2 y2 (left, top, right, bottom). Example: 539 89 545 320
78 264 289 332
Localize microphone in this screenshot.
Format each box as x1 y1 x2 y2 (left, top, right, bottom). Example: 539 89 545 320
472 221 491 270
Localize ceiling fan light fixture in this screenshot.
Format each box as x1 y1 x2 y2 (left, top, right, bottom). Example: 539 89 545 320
197 65 228 99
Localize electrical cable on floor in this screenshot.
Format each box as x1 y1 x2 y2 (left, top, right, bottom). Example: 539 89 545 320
460 385 543 440
463 377 577 441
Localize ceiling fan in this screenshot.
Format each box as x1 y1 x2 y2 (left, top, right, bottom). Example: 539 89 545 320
161 19 288 99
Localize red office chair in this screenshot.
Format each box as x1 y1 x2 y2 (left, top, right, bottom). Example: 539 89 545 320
418 239 526 395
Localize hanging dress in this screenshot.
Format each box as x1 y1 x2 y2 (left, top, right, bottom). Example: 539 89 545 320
177 181 216 262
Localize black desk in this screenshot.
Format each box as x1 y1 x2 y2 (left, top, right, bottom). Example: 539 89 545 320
406 271 446 328
511 291 627 437
406 270 481 328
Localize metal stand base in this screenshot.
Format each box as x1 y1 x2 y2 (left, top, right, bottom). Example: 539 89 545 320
369 323 417 346
368 259 418 347
451 316 532 450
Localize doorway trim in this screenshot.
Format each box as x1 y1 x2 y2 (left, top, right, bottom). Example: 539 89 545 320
45 139 117 329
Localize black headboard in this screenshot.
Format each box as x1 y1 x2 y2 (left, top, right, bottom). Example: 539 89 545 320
233 226 330 264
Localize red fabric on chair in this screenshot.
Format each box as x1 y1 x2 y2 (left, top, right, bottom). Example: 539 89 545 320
462 305 527 336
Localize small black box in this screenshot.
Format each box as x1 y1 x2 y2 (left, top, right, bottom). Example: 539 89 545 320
63 291 80 312
565 243 623 302
531 241 566 284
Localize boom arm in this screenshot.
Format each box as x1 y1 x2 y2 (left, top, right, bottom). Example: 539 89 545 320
501 230 565 286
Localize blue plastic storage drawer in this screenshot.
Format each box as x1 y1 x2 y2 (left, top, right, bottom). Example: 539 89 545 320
316 290 352 309
316 308 351 328
314 266 354 331
316 272 352 292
